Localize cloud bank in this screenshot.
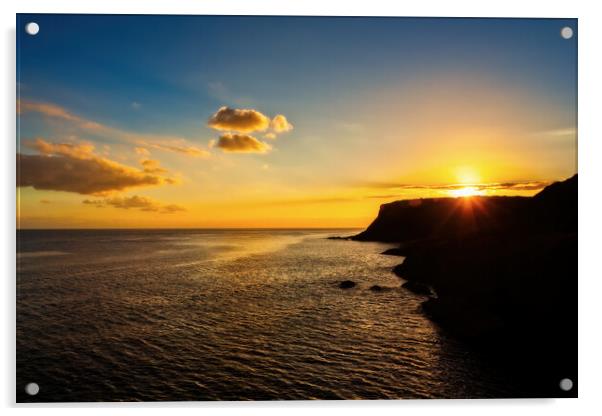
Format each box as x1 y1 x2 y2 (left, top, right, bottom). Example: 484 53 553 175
18 138 174 195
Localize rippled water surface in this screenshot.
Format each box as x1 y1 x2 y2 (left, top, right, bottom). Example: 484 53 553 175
17 229 518 402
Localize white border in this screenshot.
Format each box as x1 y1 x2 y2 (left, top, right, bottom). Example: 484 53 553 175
3 1 602 414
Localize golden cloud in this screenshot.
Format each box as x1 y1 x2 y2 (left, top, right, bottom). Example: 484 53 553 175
19 99 210 158
18 100 76 120
83 195 186 214
143 142 210 158
207 106 270 133
26 138 96 159
162 204 187 213
216 133 272 153
270 114 294 133
18 139 174 195
140 159 168 174
18 100 104 131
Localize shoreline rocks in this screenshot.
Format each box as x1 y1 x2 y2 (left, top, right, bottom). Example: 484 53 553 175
401 281 431 296
348 174 578 396
380 247 406 256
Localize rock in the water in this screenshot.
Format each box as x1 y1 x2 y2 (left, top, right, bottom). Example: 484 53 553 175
369 284 392 292
402 280 431 295
339 280 356 289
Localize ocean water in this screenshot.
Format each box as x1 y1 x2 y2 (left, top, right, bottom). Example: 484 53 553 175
17 229 519 402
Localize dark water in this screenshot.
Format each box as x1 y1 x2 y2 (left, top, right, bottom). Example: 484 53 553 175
17 229 520 402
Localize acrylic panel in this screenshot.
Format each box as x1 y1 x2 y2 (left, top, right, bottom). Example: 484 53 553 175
16 14 577 402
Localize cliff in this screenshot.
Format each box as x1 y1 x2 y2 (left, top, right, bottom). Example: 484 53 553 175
353 174 578 397
354 174 576 242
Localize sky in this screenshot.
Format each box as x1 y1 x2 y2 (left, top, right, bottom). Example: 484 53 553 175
16 15 577 228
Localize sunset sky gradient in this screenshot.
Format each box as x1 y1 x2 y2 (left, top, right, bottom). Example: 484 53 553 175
17 15 577 228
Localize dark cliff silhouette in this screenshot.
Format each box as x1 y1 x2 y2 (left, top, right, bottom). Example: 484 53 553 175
353 174 577 398
355 174 576 242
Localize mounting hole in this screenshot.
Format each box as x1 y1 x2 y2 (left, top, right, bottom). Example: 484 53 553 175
25 22 39 36
559 378 573 391
560 26 573 40
25 382 39 396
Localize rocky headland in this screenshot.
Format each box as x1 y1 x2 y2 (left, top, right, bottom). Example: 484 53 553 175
353 174 577 397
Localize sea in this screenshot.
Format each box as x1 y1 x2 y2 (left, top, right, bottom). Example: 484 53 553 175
17 229 521 402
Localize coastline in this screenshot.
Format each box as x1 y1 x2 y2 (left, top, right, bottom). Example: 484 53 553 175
344 174 578 397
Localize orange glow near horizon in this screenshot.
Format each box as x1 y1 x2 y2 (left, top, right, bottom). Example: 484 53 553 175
16 73 576 229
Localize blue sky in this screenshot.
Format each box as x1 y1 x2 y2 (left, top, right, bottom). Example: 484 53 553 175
18 15 576 133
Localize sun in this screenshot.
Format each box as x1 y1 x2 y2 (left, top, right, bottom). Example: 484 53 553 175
448 186 484 198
